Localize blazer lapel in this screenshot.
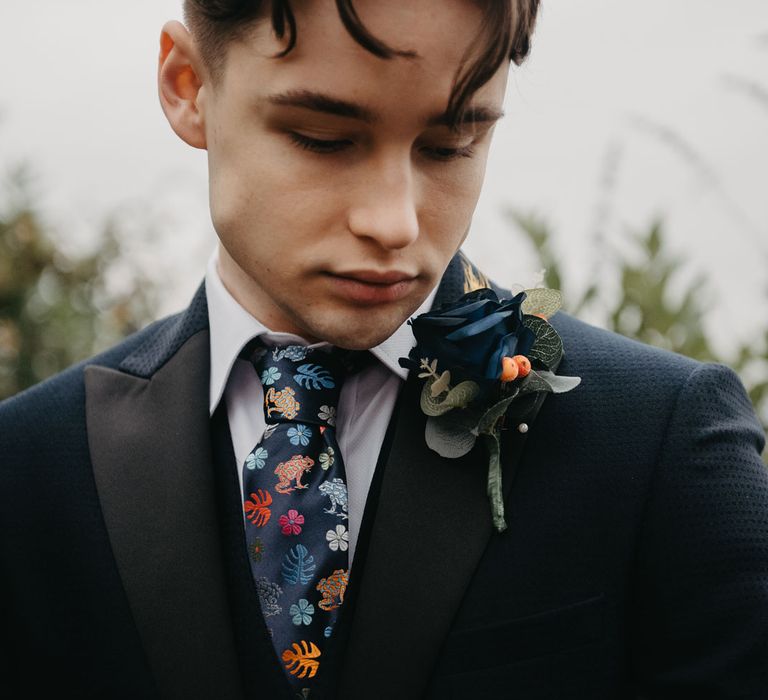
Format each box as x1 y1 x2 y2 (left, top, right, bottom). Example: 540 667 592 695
84 287 243 700
336 253 549 698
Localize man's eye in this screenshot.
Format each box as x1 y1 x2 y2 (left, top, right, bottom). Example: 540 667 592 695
289 132 351 153
422 145 476 161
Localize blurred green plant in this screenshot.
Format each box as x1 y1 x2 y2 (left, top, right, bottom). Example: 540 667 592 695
0 166 158 400
511 210 768 462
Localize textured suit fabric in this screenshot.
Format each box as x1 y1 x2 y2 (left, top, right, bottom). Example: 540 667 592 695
1 261 767 699
423 313 768 699
0 331 160 698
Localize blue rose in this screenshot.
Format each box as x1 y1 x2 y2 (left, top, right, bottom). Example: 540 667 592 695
402 288 536 382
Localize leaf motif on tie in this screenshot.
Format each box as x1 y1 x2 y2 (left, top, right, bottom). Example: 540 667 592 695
281 544 316 585
318 404 337 426
293 364 336 390
244 489 273 527
282 640 321 679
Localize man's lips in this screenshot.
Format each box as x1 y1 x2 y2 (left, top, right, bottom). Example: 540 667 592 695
332 269 417 284
325 270 418 304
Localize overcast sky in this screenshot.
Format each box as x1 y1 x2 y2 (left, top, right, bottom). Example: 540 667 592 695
1 1 767 355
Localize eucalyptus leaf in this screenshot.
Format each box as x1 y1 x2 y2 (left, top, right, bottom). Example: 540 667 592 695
476 393 518 435
537 370 582 394
484 433 507 533
521 288 562 318
420 380 455 416
425 415 477 458
451 404 487 432
420 378 480 416
430 370 451 397
523 316 564 368
444 380 480 408
517 370 554 397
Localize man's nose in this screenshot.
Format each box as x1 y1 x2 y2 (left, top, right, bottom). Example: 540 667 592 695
346 153 420 250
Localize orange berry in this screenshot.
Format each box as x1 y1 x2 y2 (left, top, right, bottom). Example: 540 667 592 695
500 356 519 382
513 355 531 378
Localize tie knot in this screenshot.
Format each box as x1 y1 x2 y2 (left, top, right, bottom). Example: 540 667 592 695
251 344 346 427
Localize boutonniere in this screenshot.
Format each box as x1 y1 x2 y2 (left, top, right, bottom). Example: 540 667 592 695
399 287 581 532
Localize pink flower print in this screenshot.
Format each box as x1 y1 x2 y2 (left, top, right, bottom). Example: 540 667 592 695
279 509 305 536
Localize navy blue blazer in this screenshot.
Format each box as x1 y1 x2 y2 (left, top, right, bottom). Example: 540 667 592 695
1 254 767 699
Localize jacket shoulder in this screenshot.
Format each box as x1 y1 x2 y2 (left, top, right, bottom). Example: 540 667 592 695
550 311 704 396
546 311 763 457
0 315 177 444
551 311 700 376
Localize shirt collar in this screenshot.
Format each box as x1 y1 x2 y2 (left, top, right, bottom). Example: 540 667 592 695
205 246 437 416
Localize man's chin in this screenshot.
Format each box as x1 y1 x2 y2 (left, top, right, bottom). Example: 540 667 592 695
316 324 403 351
301 306 415 350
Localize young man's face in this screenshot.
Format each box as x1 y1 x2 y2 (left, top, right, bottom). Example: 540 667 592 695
185 0 509 349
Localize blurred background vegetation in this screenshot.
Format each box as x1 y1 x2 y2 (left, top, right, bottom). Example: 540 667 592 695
0 165 158 397
1 158 765 463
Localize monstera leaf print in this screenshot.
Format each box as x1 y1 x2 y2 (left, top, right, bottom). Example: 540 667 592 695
282 640 321 679
293 364 336 390
244 489 272 527
282 544 316 585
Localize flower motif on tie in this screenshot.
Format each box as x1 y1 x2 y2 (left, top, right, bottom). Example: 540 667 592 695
318 446 335 470
318 405 337 426
261 366 281 385
290 598 315 625
246 446 268 470
325 524 349 552
287 424 312 446
279 509 305 536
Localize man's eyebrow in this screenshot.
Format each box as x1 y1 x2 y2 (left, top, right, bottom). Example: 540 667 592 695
266 89 379 123
265 89 504 127
427 106 505 128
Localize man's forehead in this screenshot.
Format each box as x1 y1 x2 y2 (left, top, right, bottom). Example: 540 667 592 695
217 1 509 125
225 0 492 78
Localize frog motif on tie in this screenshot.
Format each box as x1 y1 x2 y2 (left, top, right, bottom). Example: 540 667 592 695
274 455 315 494
265 386 301 420
318 478 348 519
316 569 349 611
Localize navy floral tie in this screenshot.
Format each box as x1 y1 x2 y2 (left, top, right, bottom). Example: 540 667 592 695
242 344 350 697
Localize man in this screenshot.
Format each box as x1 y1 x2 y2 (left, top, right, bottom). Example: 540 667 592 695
1 1 766 698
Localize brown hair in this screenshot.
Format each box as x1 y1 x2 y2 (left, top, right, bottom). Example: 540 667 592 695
183 0 540 128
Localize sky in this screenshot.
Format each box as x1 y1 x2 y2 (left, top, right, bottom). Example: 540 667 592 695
1 0 767 356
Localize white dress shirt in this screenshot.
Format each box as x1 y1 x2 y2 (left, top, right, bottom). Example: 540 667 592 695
205 247 437 567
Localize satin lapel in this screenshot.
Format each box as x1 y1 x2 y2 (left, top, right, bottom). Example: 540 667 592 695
84 330 243 700
336 253 551 698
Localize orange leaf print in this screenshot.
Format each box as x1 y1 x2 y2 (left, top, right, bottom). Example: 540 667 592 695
244 489 272 527
282 640 321 679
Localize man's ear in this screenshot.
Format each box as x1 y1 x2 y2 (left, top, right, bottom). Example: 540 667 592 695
158 20 207 149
